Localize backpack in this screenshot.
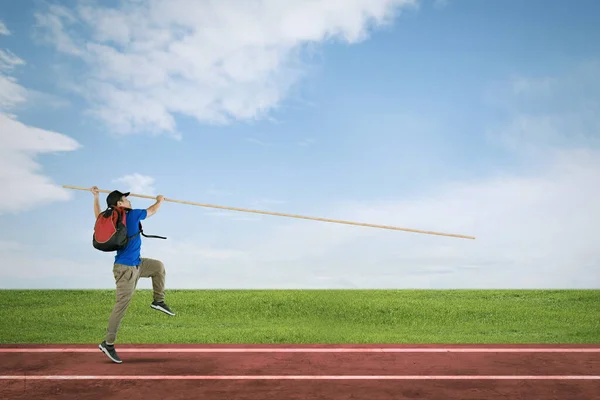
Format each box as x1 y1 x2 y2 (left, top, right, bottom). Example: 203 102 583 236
92 207 166 252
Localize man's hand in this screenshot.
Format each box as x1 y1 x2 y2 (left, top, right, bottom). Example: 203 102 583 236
92 186 101 217
156 195 165 203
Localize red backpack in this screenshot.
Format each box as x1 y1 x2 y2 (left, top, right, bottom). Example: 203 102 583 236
92 207 166 252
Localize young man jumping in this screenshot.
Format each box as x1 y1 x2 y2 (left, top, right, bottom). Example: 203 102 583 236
91 186 175 363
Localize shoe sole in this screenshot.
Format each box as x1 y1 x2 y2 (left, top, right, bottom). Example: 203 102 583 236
99 344 122 364
151 304 176 316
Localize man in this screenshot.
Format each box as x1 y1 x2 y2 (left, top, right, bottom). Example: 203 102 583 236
91 186 175 364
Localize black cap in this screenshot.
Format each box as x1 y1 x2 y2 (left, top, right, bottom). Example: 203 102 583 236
106 190 130 207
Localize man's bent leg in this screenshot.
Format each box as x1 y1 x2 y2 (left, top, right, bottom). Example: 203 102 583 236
139 258 175 316
139 257 166 302
105 264 139 343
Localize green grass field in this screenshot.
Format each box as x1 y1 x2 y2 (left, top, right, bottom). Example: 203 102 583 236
1 289 599 344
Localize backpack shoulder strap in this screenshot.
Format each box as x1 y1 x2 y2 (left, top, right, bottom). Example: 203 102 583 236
138 222 167 240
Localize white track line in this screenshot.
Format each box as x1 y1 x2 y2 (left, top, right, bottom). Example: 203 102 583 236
1 375 599 380
1 348 600 353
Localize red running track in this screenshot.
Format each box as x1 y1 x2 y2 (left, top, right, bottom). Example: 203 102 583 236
1 344 599 399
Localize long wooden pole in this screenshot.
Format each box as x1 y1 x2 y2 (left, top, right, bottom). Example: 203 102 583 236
62 185 475 240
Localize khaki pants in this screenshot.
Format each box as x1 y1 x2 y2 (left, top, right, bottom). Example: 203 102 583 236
105 258 166 344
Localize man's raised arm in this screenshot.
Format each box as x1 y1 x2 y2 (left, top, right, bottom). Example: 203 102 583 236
91 186 101 218
146 195 165 218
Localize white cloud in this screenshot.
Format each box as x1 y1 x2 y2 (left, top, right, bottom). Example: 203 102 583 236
34 0 417 136
0 50 25 72
0 38 27 112
0 76 27 111
0 115 81 213
0 46 69 110
0 31 81 214
113 173 157 195
32 6 82 56
0 19 9 35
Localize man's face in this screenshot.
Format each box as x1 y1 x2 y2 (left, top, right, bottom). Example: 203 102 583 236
117 196 131 208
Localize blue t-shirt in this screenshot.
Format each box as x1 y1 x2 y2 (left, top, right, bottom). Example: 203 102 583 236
114 208 147 266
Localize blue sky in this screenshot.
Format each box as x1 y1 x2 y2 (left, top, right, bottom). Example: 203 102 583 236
1 0 599 289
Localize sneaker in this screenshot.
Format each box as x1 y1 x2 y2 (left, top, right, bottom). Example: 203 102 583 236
151 300 175 316
99 341 122 363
